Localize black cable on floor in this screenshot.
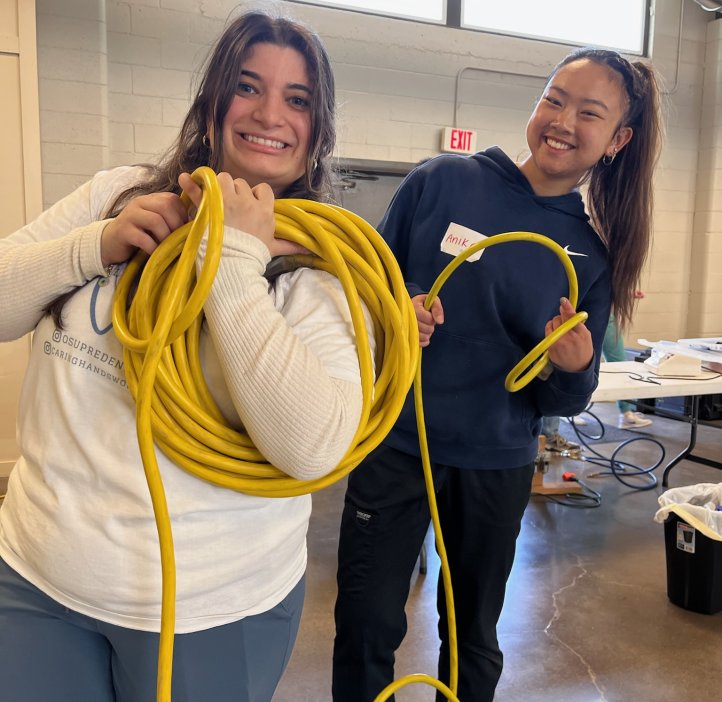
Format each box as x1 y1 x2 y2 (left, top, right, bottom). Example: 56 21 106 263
542 477 602 508
568 404 666 491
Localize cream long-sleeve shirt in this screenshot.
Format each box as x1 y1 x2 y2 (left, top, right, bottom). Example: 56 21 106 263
0 166 370 632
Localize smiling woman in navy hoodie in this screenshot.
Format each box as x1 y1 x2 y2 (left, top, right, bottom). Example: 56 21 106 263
333 48 663 702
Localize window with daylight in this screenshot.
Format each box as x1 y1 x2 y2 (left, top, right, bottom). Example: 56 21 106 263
462 0 648 54
291 0 649 54
295 0 444 23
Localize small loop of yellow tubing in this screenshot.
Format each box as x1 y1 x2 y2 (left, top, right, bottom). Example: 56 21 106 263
374 674 461 702
505 310 588 391
423 231 587 392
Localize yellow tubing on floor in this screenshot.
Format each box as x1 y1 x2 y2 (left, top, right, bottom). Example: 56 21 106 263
112 166 585 702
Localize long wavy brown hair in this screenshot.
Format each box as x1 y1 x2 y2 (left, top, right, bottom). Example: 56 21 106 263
551 48 663 331
48 10 336 328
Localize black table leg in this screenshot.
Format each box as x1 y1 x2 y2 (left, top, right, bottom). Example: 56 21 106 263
662 395 722 486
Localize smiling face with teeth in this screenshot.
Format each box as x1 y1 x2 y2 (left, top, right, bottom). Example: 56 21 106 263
519 58 633 197
219 42 313 195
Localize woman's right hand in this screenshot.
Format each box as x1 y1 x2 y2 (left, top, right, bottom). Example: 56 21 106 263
179 171 307 257
100 192 189 267
412 293 444 347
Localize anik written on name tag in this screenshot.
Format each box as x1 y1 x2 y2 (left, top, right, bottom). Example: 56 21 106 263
440 222 488 262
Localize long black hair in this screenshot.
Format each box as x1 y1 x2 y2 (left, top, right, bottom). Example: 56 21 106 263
551 48 662 330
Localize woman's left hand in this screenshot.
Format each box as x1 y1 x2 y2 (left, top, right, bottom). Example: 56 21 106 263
545 297 593 372
179 172 307 257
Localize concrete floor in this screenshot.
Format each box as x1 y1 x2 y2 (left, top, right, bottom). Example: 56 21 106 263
274 401 722 702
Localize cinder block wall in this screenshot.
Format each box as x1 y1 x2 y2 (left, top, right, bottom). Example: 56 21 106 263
34 0 721 343
687 19 722 338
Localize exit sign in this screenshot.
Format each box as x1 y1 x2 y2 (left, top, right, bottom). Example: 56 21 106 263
441 127 477 154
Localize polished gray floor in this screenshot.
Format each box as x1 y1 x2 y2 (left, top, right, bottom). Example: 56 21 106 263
0 402 718 700
274 402 722 702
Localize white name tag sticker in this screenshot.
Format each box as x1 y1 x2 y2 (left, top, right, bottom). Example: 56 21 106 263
440 222 487 263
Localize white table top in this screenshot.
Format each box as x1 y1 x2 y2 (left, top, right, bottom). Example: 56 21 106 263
592 361 722 402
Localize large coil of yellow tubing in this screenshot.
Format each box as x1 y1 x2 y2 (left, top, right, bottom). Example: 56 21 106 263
112 166 586 702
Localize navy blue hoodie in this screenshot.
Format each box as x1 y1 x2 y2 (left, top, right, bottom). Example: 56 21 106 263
381 147 611 470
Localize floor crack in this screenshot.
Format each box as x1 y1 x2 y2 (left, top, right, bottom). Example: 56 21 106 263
544 557 608 701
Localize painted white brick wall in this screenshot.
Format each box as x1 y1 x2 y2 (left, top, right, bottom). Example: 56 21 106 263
687 17 722 337
36 0 109 209
32 0 722 344
629 1 707 344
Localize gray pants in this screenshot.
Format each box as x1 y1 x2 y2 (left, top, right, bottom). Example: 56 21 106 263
0 557 304 702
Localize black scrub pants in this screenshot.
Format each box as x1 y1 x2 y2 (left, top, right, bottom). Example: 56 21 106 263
332 444 534 702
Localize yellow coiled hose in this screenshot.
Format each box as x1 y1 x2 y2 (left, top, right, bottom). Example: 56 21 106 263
112 167 586 702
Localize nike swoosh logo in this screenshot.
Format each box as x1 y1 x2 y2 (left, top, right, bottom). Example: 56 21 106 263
563 245 587 257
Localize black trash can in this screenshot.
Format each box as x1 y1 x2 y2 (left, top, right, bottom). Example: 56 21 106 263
663 513 722 614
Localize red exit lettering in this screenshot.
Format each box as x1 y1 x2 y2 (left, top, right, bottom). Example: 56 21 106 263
450 129 472 151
